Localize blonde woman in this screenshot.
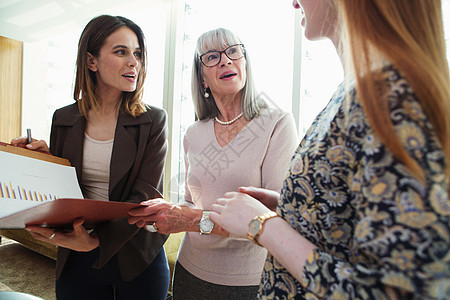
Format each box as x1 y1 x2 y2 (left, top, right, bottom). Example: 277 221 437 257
210 0 450 299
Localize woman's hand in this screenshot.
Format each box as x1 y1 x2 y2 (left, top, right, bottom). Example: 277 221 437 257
212 191 317 282
128 199 199 234
11 137 50 153
210 191 271 238
238 186 280 211
25 219 99 252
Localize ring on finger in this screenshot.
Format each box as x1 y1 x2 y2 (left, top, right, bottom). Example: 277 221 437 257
146 223 158 232
49 232 56 240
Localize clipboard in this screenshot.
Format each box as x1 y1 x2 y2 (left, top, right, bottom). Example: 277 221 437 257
0 142 142 229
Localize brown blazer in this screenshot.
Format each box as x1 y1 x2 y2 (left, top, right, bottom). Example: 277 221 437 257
49 102 169 281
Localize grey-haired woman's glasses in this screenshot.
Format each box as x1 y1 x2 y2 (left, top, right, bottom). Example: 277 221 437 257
199 44 245 67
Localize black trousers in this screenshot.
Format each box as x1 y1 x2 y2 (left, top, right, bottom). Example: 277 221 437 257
56 247 170 300
172 261 259 300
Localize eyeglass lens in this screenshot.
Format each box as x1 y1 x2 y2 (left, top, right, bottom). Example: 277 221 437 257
201 44 245 67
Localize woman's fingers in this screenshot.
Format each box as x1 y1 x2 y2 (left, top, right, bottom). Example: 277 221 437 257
10 137 27 145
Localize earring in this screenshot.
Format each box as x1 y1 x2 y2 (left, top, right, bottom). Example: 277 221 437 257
204 87 210 98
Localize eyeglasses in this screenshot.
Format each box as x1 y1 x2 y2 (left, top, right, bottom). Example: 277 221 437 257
199 44 245 67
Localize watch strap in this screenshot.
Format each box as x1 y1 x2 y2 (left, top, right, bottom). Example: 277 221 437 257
202 210 211 219
247 211 278 246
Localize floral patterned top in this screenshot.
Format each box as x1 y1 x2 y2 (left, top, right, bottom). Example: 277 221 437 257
259 65 449 299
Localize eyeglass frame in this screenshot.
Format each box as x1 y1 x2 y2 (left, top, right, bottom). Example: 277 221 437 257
199 44 246 67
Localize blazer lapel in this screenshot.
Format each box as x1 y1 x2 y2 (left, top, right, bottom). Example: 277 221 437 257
64 117 86 180
109 112 149 198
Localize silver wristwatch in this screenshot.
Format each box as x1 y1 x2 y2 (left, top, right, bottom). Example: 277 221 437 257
198 210 214 235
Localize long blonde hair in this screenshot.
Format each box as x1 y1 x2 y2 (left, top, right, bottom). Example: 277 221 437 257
337 0 450 181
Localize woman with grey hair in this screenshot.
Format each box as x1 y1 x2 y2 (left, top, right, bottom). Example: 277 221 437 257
128 27 298 299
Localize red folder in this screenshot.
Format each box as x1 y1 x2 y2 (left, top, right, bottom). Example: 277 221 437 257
0 198 142 229
0 142 143 229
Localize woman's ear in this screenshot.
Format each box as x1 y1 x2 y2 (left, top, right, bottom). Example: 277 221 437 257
202 81 208 89
87 52 97 72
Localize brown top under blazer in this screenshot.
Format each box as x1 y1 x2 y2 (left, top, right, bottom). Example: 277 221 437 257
49 102 169 281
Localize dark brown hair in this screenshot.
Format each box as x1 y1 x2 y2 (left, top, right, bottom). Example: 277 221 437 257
73 15 147 117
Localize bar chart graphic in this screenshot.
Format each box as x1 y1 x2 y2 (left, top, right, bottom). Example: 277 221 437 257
0 150 85 222
0 180 58 202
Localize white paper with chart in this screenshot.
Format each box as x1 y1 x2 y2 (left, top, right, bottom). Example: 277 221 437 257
0 151 83 219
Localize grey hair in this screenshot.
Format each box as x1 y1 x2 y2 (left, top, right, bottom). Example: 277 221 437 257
191 28 267 121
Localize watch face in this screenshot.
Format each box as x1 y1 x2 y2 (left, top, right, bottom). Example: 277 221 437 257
248 219 261 236
200 218 214 232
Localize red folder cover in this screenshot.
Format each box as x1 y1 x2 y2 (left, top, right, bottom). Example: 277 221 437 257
0 198 142 229
0 142 143 229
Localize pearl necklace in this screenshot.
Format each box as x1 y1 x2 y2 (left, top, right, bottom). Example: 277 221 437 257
215 112 243 125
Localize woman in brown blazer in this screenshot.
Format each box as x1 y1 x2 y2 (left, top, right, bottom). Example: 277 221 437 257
12 15 169 300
